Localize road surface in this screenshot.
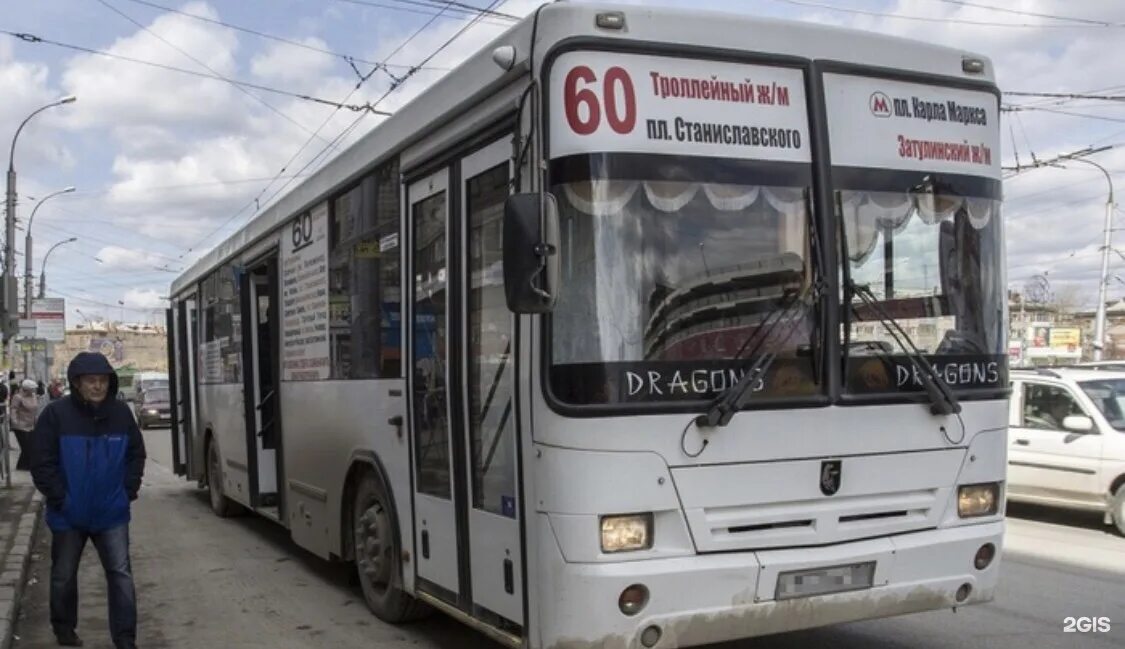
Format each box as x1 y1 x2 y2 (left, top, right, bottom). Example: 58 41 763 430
13 427 1125 648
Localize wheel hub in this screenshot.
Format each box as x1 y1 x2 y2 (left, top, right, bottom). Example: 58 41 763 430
357 503 392 587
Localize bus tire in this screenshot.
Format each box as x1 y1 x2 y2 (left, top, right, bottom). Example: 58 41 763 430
1112 485 1125 537
352 472 429 623
207 440 244 518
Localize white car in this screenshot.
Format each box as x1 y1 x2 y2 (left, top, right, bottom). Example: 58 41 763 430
1008 368 1125 536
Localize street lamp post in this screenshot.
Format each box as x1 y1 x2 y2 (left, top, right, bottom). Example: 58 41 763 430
26 186 75 313
37 236 76 387
4 95 76 342
39 237 77 299
1067 158 1116 360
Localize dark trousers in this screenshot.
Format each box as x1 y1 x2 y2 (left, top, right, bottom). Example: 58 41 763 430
50 524 136 648
12 428 31 470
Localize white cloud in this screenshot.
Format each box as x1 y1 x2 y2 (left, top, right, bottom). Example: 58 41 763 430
59 1 245 132
95 245 170 271
0 39 75 171
122 287 167 309
250 37 336 84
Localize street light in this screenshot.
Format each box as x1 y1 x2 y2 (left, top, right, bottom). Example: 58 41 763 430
39 237 77 299
5 95 77 341
1065 157 1116 360
26 186 75 312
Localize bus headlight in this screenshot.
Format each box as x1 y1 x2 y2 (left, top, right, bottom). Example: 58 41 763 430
600 513 653 553
957 483 999 518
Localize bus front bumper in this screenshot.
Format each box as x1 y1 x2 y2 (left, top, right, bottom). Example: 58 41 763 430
538 520 1002 649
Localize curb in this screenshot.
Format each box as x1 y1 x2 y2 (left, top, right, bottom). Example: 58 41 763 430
0 492 43 649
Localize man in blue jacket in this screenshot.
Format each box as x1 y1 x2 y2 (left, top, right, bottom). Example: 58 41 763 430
31 352 146 649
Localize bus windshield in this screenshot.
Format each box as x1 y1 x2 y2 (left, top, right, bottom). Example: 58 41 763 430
823 72 1007 397
549 155 820 406
840 173 1006 394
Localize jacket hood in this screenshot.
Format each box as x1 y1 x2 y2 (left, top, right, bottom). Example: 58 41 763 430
67 352 119 401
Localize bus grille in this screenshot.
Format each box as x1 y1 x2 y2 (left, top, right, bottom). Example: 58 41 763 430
692 488 942 551
670 449 962 552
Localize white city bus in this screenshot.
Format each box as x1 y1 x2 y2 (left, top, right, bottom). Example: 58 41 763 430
166 4 1008 647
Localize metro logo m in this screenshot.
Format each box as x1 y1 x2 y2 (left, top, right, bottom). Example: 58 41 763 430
869 91 892 117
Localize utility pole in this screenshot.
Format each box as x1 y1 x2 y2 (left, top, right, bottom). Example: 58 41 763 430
1064 159 1115 360
1005 145 1117 360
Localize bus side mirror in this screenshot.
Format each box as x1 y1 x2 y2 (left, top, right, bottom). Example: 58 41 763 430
503 192 560 314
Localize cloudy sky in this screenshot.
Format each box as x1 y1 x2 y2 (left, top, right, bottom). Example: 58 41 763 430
3 0 1124 325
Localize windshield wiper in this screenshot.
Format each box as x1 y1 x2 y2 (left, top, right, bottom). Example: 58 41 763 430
847 281 961 416
695 280 822 428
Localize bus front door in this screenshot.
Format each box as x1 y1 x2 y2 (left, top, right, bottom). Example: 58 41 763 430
408 137 523 632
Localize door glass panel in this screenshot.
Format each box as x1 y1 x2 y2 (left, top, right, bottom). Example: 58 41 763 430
1021 384 1084 431
256 279 277 449
413 191 451 499
467 163 516 518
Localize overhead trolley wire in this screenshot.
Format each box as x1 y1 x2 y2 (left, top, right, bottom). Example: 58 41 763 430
239 0 471 216
1005 91 1125 102
94 0 331 142
1003 105 1125 124
269 0 509 192
177 0 503 258
329 0 518 22
118 0 453 71
930 0 1119 27
767 0 1123 28
0 29 392 116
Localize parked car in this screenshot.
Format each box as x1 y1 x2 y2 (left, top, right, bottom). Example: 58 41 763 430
1009 367 1125 535
136 386 172 429
1074 361 1125 372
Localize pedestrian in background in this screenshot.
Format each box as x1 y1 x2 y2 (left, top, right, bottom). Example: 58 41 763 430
11 379 39 471
31 352 146 649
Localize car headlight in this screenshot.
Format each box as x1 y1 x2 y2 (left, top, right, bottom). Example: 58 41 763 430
147 409 158 415
600 513 653 553
958 483 999 518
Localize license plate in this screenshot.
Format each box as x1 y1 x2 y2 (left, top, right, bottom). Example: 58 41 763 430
775 561 875 600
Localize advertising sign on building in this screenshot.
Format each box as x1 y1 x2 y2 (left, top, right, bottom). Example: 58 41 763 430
1048 327 1081 350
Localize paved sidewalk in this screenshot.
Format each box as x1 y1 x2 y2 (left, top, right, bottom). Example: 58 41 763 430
0 449 45 649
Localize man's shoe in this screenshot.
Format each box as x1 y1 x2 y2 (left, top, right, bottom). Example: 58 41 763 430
55 630 83 646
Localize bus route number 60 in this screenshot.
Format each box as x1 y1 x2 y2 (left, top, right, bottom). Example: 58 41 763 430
291 212 313 251
564 65 637 136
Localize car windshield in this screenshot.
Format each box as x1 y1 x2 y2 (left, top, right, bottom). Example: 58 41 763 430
1079 379 1125 430
549 154 819 406
146 388 170 402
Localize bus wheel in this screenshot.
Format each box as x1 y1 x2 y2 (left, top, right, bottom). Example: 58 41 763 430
207 441 243 518
353 473 429 622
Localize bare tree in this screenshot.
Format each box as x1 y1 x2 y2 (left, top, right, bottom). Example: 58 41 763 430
1052 283 1087 315
1022 275 1053 306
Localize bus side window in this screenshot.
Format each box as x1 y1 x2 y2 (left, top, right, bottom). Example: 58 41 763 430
328 157 401 380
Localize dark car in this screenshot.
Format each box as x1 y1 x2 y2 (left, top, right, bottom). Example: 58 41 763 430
136 387 171 429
